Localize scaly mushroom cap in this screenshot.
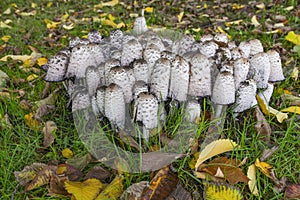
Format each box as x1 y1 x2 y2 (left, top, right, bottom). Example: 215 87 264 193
105 83 126 130
133 59 150 83
88 29 102 44
214 32 228 47
230 47 242 60
146 36 165 52
133 80 148 100
249 39 264 56
248 52 271 89
96 86 106 115
188 53 212 97
200 34 214 43
211 71 235 105
177 35 195 56
150 58 171 101
133 16 148 35
143 43 162 72
199 41 219 58
169 55 190 102
85 65 100 96
258 83 274 105
121 38 143 66
71 87 90 113
234 58 250 89
103 58 120 85
108 66 133 103
238 41 251 58
267 50 285 82
185 100 201 123
234 79 257 113
109 29 123 49
43 53 69 82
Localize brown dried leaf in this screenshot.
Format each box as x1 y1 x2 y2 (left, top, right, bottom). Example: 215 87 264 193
198 157 249 184
35 104 55 122
57 164 83 181
255 107 271 142
166 184 192 200
84 166 111 182
286 184 300 199
260 146 278 162
120 181 149 200
141 165 178 200
43 121 57 148
14 163 48 186
66 153 93 171
119 130 141 151
142 152 185 171
48 175 70 197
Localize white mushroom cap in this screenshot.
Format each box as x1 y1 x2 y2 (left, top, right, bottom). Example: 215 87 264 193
230 47 242 60
88 29 102 44
200 34 214 43
169 55 190 102
214 32 228 46
211 71 235 105
103 58 120 85
178 35 196 56
85 65 100 96
133 16 148 35
249 39 264 56
228 41 237 50
133 59 150 83
96 86 106 115
150 58 171 101
105 83 126 129
188 53 212 97
248 52 271 89
257 82 274 105
121 38 143 66
234 79 257 113
238 41 251 58
185 100 201 123
109 29 123 49
71 87 90 113
199 41 219 58
267 50 285 82
133 80 148 99
143 43 161 72
44 53 69 82
234 58 250 89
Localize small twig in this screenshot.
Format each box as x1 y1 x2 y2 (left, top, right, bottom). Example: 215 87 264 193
11 183 20 200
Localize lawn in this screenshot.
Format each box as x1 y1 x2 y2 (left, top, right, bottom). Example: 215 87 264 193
0 0 299 199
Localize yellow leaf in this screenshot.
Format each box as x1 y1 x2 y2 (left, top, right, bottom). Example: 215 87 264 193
116 22 125 29
177 11 184 23
31 3 37 8
44 19 61 29
251 15 261 27
216 26 231 39
63 23 75 30
11 3 18 8
247 164 259 196
291 67 299 81
62 148 74 159
95 175 124 200
255 159 273 179
232 3 245 10
189 152 199 169
225 19 243 27
145 7 153 13
1 35 11 42
286 31 300 45
108 14 115 21
281 106 300 115
94 0 119 8
256 95 288 123
195 139 238 169
0 21 12 29
3 8 11 15
101 19 117 28
203 3 208 9
24 112 40 130
27 74 39 82
65 179 103 200
47 2 53 7
37 57 48 66
62 13 69 21
204 182 243 200
17 10 37 16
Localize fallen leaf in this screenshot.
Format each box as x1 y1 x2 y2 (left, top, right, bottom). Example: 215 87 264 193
94 0 119 8
35 88 60 107
37 57 48 66
65 178 103 200
256 95 288 123
204 182 243 200
177 12 184 23
48 175 70 197
14 163 48 186
255 106 271 142
251 15 261 27
255 158 273 179
63 23 75 30
145 7 153 13
260 146 279 161
247 164 259 196
3 8 11 15
101 19 117 28
25 165 57 191
281 106 300 115
1 35 11 42
62 148 73 159
195 139 238 169
286 184 300 199
27 74 39 82
43 121 57 148
95 175 124 200
35 104 56 122
84 166 111 182
119 130 141 151
141 165 178 200
57 164 83 181
232 3 245 10
66 153 93 171
291 67 298 81
197 157 249 184
142 152 185 171
24 112 40 130
44 19 61 29
286 31 300 45
120 181 149 200
0 54 32 62
166 184 192 200
0 21 12 29
0 69 9 87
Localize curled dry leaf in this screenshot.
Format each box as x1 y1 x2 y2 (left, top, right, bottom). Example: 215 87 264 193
43 121 57 148
255 106 271 142
57 164 83 181
195 139 238 169
65 178 103 200
120 181 149 200
14 163 48 186
247 164 259 196
95 175 124 200
35 88 60 107
48 174 69 197
255 158 273 179
166 184 192 200
281 106 300 115
141 165 178 200
66 153 93 171
84 165 111 182
35 104 56 122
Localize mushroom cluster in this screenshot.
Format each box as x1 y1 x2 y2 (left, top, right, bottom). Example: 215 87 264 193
43 15 284 140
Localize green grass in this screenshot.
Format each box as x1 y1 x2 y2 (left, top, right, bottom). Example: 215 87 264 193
1 0 299 199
